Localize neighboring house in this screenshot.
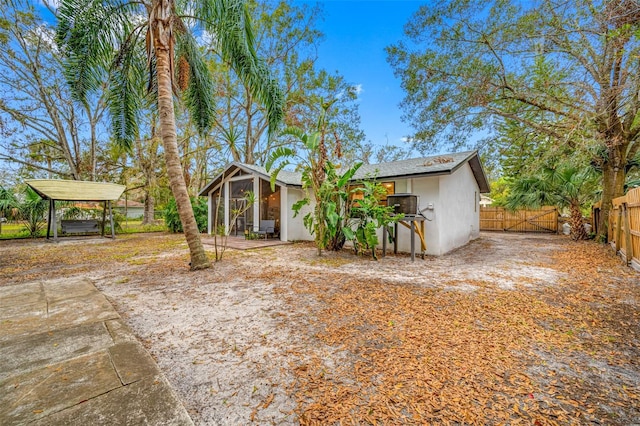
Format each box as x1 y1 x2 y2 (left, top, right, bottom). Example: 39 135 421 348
480 195 494 207
115 199 145 219
198 150 490 255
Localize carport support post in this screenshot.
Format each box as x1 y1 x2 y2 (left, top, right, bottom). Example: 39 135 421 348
108 201 115 239
46 199 53 240
52 199 58 241
101 201 107 237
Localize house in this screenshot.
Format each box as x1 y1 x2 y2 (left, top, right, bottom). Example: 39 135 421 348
480 194 494 207
198 150 490 255
115 199 145 219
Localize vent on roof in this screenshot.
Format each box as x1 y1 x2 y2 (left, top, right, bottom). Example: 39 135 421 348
423 156 454 167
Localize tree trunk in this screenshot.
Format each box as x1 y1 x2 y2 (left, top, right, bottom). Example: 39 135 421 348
153 33 211 270
142 192 155 225
597 160 626 242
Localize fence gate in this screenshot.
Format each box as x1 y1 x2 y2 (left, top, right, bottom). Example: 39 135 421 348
480 206 558 233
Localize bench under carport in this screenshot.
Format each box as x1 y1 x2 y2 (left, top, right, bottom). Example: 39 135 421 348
25 179 125 242
61 219 101 235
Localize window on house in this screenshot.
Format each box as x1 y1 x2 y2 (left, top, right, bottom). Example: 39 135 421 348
260 179 280 227
348 181 395 206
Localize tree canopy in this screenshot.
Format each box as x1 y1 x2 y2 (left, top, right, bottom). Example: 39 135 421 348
387 0 640 237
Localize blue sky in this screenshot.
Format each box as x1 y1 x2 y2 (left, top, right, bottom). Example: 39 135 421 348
295 0 423 149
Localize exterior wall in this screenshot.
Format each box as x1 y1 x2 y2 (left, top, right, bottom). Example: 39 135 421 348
205 161 481 253
391 177 442 255
394 179 408 194
116 207 145 219
284 187 314 241
436 163 481 254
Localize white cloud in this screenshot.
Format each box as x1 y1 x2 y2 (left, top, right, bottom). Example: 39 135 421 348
40 0 60 10
29 25 59 53
336 84 364 101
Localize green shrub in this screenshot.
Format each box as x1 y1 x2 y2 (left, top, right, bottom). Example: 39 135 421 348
164 197 208 233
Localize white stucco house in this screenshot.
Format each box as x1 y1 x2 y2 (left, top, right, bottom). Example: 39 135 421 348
198 150 490 256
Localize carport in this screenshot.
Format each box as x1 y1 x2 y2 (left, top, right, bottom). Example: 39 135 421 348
25 179 125 241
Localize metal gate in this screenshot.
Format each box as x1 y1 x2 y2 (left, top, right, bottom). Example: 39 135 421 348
480 206 558 233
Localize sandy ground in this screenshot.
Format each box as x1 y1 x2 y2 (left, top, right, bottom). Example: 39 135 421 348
1 232 638 424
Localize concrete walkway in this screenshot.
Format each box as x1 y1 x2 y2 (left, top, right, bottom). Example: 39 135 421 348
0 278 193 425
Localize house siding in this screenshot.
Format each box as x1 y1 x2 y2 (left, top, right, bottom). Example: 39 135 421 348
391 176 442 255
437 163 481 254
285 188 313 241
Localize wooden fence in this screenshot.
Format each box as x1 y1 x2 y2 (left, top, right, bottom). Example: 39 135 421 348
600 187 640 270
480 206 558 233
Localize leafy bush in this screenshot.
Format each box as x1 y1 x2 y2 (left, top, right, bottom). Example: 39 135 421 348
344 180 401 260
164 197 208 233
19 186 48 238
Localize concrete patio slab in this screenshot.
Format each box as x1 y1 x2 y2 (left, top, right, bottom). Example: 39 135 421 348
31 375 194 426
0 351 121 424
0 278 193 426
0 322 113 381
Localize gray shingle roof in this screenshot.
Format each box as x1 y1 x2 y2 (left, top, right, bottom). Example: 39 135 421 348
237 163 302 186
198 150 489 196
353 151 475 180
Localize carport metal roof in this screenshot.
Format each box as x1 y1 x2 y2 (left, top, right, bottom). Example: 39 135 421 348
25 179 125 201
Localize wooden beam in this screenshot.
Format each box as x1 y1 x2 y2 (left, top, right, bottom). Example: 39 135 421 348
399 221 427 252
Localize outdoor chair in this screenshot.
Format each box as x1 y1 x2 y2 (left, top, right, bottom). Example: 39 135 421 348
255 220 275 240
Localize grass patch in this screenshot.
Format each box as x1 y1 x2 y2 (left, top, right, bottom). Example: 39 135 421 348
0 220 166 239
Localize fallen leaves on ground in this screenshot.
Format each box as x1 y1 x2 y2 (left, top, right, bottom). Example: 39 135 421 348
1 233 638 424
260 239 640 425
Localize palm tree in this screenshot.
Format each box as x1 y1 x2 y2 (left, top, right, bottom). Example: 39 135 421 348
0 186 18 235
266 99 341 255
56 0 284 270
506 165 598 240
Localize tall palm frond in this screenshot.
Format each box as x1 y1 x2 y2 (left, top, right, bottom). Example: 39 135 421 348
175 30 216 132
195 0 284 136
57 0 284 148
56 0 284 270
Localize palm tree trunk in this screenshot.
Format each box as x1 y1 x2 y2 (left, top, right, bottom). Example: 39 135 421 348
569 202 587 241
155 45 211 270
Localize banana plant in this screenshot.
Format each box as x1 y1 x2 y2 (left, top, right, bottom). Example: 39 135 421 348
343 180 401 260
266 98 355 254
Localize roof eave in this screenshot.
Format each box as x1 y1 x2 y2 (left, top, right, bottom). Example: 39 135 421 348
197 162 299 196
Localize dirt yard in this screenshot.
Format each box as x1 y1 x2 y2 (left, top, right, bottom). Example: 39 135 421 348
1 232 638 425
